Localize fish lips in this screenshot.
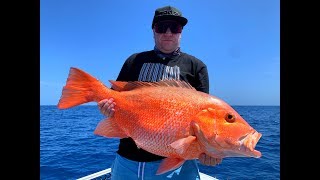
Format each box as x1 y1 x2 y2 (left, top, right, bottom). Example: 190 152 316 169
217 130 262 158
237 131 262 158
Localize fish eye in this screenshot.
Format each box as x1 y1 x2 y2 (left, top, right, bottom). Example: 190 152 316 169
225 113 235 123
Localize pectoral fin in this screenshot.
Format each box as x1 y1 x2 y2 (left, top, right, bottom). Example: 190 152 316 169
156 157 185 175
94 118 128 138
169 136 196 155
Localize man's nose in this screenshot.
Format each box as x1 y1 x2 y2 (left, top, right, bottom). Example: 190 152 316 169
164 28 173 35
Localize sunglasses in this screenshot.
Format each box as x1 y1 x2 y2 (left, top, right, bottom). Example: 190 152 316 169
154 21 183 34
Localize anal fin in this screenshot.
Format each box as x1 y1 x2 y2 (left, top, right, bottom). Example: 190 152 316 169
156 157 185 175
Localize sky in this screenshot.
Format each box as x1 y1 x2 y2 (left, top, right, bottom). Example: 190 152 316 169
40 0 279 106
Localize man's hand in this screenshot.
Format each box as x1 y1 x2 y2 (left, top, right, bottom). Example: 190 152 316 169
198 153 222 166
98 98 116 117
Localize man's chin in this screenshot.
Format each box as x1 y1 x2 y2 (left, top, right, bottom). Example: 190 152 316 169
162 46 177 52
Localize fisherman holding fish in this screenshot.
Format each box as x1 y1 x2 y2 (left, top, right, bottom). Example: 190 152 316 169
98 5 222 179
58 5 262 179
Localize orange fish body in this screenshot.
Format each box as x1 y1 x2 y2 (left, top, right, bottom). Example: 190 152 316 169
58 67 262 175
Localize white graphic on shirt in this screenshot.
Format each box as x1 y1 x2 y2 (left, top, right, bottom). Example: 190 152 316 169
138 63 180 82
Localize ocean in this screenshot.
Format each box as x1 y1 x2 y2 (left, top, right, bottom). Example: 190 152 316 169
40 105 280 180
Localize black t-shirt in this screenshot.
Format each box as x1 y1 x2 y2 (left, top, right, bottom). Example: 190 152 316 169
115 50 209 162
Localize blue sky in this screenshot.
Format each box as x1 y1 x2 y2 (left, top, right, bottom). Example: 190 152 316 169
40 0 279 106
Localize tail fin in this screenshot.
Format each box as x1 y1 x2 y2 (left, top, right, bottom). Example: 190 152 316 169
57 67 109 109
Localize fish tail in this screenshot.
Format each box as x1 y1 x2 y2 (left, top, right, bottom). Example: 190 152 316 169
57 67 111 109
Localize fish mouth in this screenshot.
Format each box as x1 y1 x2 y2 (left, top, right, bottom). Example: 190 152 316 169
238 131 262 157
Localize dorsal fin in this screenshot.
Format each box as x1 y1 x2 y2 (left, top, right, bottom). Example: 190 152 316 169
109 79 196 92
109 81 128 91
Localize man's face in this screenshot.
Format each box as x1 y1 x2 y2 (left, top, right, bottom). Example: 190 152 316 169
153 20 182 54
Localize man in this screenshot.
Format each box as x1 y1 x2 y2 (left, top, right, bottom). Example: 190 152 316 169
98 5 222 179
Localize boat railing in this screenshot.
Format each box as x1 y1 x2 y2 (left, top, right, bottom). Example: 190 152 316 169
77 168 218 180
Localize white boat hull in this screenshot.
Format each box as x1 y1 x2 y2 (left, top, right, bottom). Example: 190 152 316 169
77 168 218 180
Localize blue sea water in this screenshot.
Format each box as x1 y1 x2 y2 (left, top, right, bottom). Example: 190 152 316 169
40 105 280 180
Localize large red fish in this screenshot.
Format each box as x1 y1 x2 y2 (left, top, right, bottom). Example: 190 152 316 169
57 67 262 175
